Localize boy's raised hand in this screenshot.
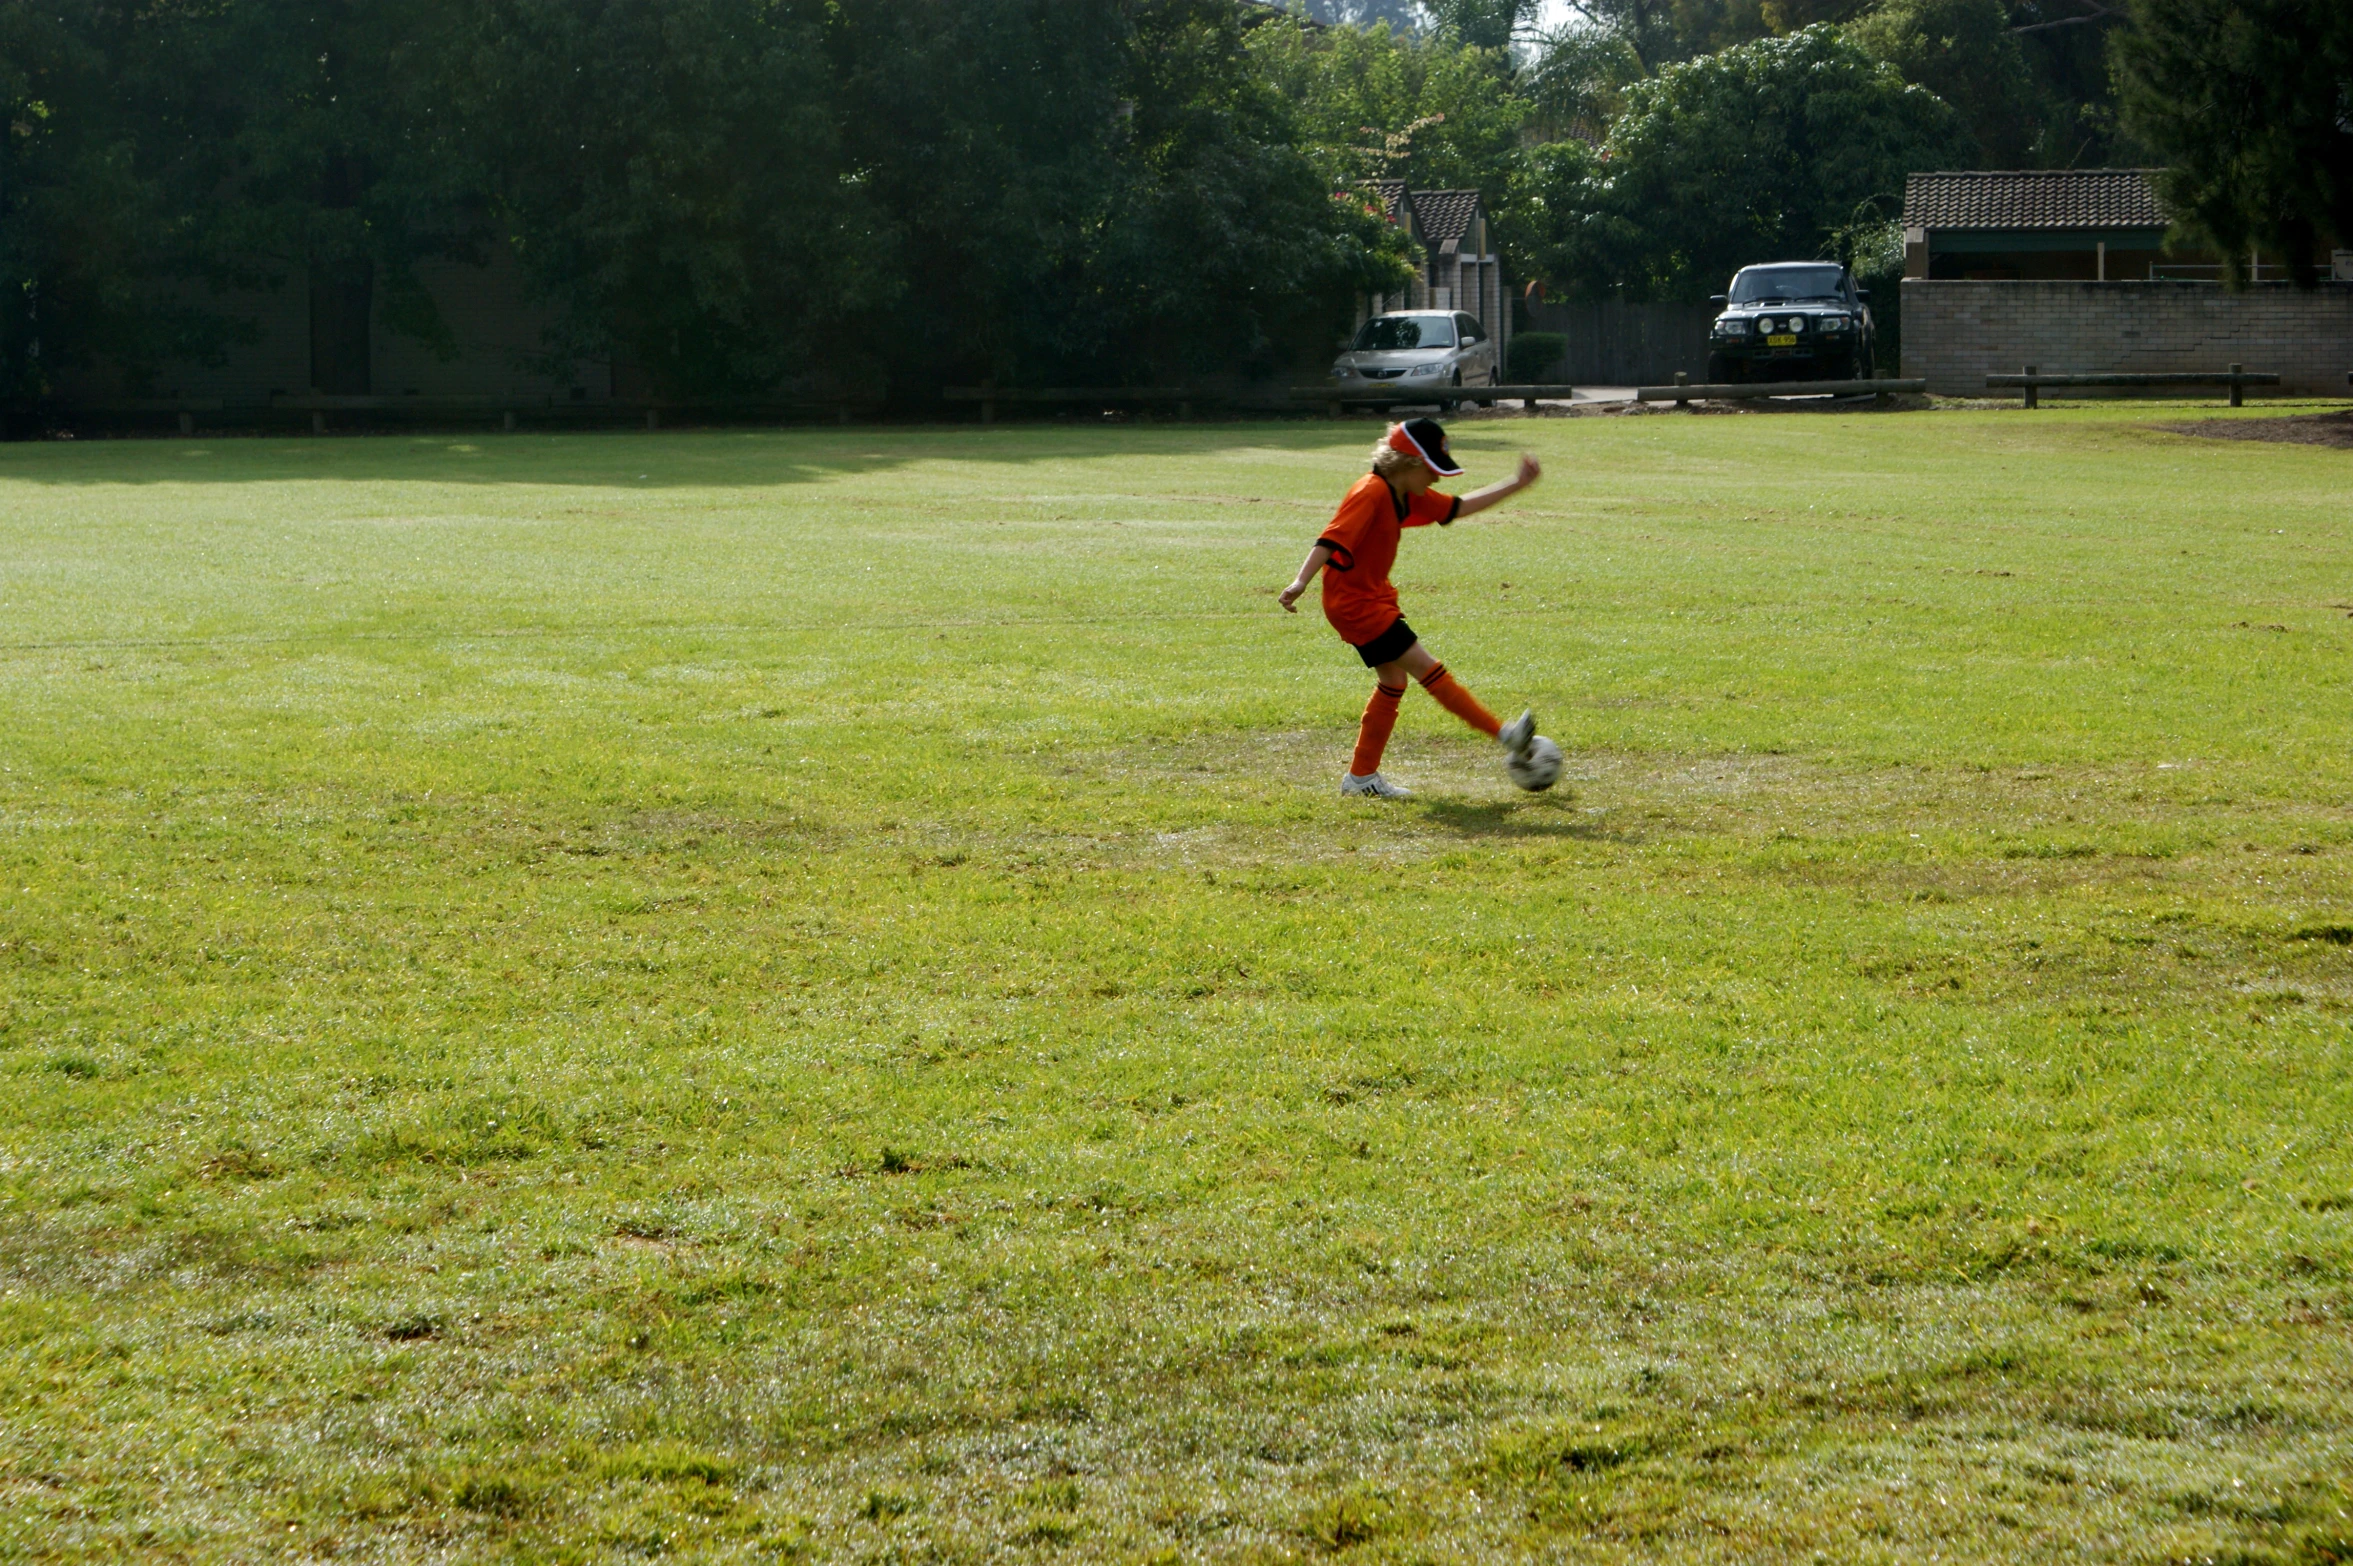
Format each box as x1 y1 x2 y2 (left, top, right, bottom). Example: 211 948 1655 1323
1515 452 1542 488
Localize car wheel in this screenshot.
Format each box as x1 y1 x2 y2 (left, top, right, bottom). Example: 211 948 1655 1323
1441 371 1462 412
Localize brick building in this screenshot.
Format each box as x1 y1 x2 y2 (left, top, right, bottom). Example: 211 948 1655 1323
1901 169 2353 396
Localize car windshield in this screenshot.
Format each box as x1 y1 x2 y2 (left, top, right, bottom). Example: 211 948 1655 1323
1352 315 1456 350
1729 266 1846 304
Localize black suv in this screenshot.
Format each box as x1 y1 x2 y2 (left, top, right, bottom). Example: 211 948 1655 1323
1705 262 1875 384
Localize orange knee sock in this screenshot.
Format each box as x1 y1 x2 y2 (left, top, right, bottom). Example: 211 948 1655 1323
1417 662 1500 738
1350 682 1408 776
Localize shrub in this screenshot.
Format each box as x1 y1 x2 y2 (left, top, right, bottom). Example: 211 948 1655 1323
1507 331 1567 382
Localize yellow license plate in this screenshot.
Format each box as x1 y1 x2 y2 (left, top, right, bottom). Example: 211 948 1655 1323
1765 333 1798 347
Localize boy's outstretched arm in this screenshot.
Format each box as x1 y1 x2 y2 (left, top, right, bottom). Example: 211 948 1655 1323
1454 453 1542 519
1278 543 1335 613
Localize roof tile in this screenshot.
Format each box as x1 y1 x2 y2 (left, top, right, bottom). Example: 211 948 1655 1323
1408 189 1482 248
1904 169 2169 231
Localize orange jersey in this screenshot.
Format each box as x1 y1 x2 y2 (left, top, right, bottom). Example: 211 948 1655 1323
1316 473 1459 644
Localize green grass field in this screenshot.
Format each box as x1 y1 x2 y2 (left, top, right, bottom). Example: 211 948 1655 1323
3 405 2350 1564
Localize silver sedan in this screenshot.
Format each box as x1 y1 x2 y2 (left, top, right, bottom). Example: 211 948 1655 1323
1328 311 1499 406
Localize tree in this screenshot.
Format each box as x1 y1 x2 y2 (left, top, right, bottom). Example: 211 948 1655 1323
139 0 491 381
1530 25 1968 299
1847 0 2040 165
453 0 892 397
1557 0 1868 70
2010 0 2140 167
2118 0 2353 285
835 0 1403 390
1524 24 1646 144
1 0 483 405
1250 18 1530 199
1290 0 1425 29
0 6 191 403
1421 0 1537 50
1075 0 1413 379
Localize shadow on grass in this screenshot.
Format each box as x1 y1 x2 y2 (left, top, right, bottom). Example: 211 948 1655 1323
1414 797 1636 841
0 422 1397 489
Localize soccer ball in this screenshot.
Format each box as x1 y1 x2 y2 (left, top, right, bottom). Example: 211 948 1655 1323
1506 735 1564 792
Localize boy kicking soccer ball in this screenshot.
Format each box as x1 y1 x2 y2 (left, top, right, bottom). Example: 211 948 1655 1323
1278 418 1543 798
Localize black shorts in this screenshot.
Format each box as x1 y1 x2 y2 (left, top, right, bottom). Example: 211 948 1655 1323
1352 617 1418 668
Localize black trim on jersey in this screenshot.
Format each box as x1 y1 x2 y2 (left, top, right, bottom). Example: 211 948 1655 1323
1316 536 1354 572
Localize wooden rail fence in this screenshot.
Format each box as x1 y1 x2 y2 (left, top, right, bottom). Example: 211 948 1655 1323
1986 364 2279 408
1635 375 1924 406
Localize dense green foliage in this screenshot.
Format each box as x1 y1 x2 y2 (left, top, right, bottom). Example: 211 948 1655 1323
1520 28 1966 300
828 0 1402 388
1253 19 1533 202
1549 0 2138 165
0 0 1405 404
1505 327 1567 377
453 0 890 397
0 0 2217 393
0 0 484 401
2118 0 2353 285
5 411 2352 1559
1847 0 2040 164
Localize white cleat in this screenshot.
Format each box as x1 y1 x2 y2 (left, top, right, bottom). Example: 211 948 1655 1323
1340 771 1414 799
1497 708 1536 758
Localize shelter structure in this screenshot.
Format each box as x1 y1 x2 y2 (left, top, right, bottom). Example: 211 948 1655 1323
1899 169 2353 396
1902 169 2177 282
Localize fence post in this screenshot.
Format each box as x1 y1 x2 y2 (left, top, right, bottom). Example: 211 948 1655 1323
178 411 193 436
503 410 515 432
2024 365 2038 411
2229 362 2243 408
312 411 326 435
1674 371 1690 410
1178 400 1192 422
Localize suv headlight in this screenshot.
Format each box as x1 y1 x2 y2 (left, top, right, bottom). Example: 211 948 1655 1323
1714 318 1748 336
1818 314 1849 332
1787 316 1806 332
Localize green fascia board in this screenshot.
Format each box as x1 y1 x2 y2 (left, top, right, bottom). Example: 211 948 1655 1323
1928 229 2169 254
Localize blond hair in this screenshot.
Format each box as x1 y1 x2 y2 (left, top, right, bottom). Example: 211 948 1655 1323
1369 424 1422 478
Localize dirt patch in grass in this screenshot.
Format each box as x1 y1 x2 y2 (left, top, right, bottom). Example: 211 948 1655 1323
2159 410 2353 447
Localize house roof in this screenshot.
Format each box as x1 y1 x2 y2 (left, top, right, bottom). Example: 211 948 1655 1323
1370 183 1486 250
1903 169 2169 232
1409 189 1483 251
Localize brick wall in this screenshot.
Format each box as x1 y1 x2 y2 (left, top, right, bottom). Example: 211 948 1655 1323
1902 280 2353 396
